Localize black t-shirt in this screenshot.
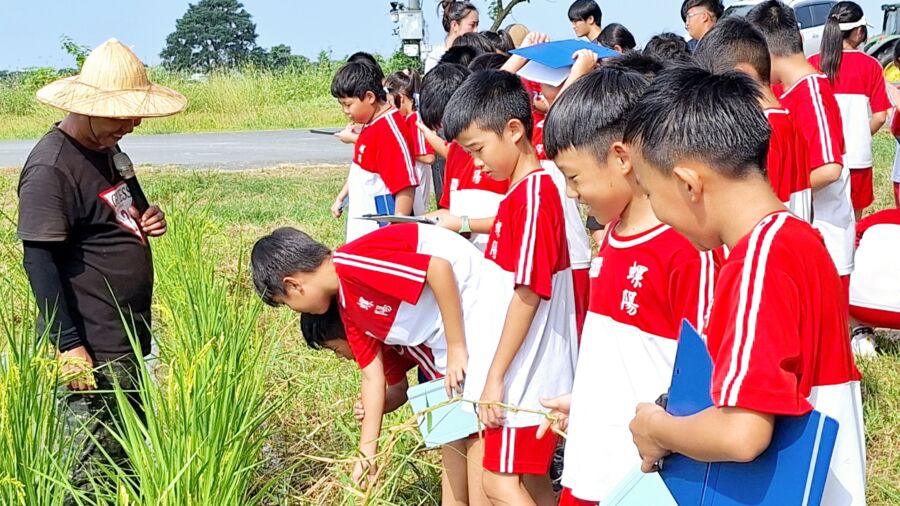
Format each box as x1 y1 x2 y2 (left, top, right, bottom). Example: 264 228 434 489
17 127 153 359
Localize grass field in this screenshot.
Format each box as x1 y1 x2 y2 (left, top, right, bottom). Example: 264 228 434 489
0 136 898 504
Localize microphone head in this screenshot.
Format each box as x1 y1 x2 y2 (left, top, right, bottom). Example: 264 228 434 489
112 152 135 178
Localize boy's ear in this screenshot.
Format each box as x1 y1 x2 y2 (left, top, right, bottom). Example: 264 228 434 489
612 142 632 175
506 118 525 143
282 275 303 295
734 62 761 83
364 90 377 105
672 165 704 203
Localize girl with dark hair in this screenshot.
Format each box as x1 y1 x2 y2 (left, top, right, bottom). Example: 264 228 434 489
810 1 892 218
424 1 479 72
598 23 637 53
384 70 434 216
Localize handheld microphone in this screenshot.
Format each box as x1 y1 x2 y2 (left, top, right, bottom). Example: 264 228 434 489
112 152 150 215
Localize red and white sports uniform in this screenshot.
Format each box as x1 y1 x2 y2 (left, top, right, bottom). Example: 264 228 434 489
541 159 593 333
463 169 579 474
778 75 855 275
382 345 418 385
707 211 864 505
562 223 717 502
346 109 418 242
765 108 812 221
533 118 547 161
850 209 900 329
404 111 433 216
335 223 486 382
439 141 509 251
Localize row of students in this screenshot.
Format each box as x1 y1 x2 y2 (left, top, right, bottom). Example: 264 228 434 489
251 2 878 505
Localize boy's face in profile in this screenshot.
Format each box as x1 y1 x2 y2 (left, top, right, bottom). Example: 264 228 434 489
338 92 378 124
554 145 633 225
630 147 720 251
456 122 524 182
571 17 593 37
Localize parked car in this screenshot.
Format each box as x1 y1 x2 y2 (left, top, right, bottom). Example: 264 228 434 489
724 0 838 56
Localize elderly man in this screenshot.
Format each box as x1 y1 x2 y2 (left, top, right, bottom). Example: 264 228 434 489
17 39 186 495
682 0 724 51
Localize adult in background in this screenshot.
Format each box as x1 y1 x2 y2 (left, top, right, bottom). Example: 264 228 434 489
424 0 479 73
681 0 724 51
18 39 185 498
568 0 603 43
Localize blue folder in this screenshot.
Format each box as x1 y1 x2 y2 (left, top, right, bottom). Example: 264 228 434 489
509 39 620 68
658 320 839 506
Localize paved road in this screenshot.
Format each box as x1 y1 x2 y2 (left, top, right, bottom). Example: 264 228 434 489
0 129 353 169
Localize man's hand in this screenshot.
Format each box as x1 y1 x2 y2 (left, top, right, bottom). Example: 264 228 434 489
537 393 571 439
478 378 506 429
59 345 95 391
630 402 672 473
130 205 167 237
444 344 467 397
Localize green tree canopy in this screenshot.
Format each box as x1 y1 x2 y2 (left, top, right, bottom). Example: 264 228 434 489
160 0 259 71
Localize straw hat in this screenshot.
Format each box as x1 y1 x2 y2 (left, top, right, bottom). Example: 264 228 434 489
504 24 530 49
36 39 186 118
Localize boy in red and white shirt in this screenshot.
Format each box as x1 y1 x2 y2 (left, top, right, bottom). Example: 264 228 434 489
537 67 717 505
809 36 892 219
627 66 865 505
250 223 488 503
749 4 855 282
440 70 579 505
694 17 813 221
330 62 418 242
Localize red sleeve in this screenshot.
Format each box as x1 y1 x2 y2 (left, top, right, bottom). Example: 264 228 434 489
509 176 566 299
376 115 418 194
334 245 431 307
891 110 900 138
439 143 460 209
667 250 716 335
856 208 900 245
794 85 844 170
869 63 893 114
709 268 812 416
341 309 383 370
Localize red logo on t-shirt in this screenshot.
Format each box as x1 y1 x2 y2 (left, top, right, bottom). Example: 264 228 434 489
98 182 142 240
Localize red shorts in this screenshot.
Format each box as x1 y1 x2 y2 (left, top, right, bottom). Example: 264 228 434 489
849 168 875 210
482 425 557 475
573 268 590 339
558 487 598 506
850 305 900 330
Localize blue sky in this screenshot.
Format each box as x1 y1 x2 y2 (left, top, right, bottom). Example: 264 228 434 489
0 0 890 70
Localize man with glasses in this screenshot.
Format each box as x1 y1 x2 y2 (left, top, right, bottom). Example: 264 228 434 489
681 0 724 51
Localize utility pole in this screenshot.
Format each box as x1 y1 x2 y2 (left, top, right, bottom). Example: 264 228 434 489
390 1 425 61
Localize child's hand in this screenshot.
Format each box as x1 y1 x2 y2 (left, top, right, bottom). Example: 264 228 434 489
521 32 550 48
416 118 435 135
444 344 467 397
330 196 344 219
353 393 365 423
478 378 506 429
335 124 359 144
532 94 550 113
536 393 571 439
351 458 376 487
571 49 599 76
427 209 462 232
629 402 672 473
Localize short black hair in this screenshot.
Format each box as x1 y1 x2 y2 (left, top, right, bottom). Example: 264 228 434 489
347 51 385 82
568 0 602 24
442 69 533 142
643 33 693 64
300 298 345 350
487 29 515 53
604 52 665 80
694 17 772 85
544 68 649 161
251 227 331 307
599 23 637 51
681 0 724 22
623 66 769 179
452 32 495 53
746 0 803 57
419 63 471 130
439 45 481 67
331 61 387 102
468 52 510 71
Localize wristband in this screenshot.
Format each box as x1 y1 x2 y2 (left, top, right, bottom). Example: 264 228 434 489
459 215 472 234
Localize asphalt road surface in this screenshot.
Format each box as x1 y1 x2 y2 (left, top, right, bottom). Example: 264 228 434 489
0 129 353 169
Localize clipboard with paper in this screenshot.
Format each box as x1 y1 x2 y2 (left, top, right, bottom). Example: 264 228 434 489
606 320 839 506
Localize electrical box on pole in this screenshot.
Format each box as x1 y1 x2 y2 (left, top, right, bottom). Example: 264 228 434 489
390 2 424 60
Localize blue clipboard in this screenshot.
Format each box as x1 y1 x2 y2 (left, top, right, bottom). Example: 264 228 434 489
658 320 839 506
509 39 620 68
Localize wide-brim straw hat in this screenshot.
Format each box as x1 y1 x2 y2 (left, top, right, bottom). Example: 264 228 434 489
504 24 530 49
36 38 187 118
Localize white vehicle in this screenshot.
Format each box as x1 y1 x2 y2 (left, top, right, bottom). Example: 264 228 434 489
724 0 838 56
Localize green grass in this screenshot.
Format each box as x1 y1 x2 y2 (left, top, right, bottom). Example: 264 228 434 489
0 135 898 504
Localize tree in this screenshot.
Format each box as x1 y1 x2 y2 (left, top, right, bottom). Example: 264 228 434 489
488 0 531 31
160 0 259 71
60 35 91 70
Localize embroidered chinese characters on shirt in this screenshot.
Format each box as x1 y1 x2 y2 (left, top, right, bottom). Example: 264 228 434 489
98 182 142 239
620 261 649 316
488 220 503 260
358 296 394 317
